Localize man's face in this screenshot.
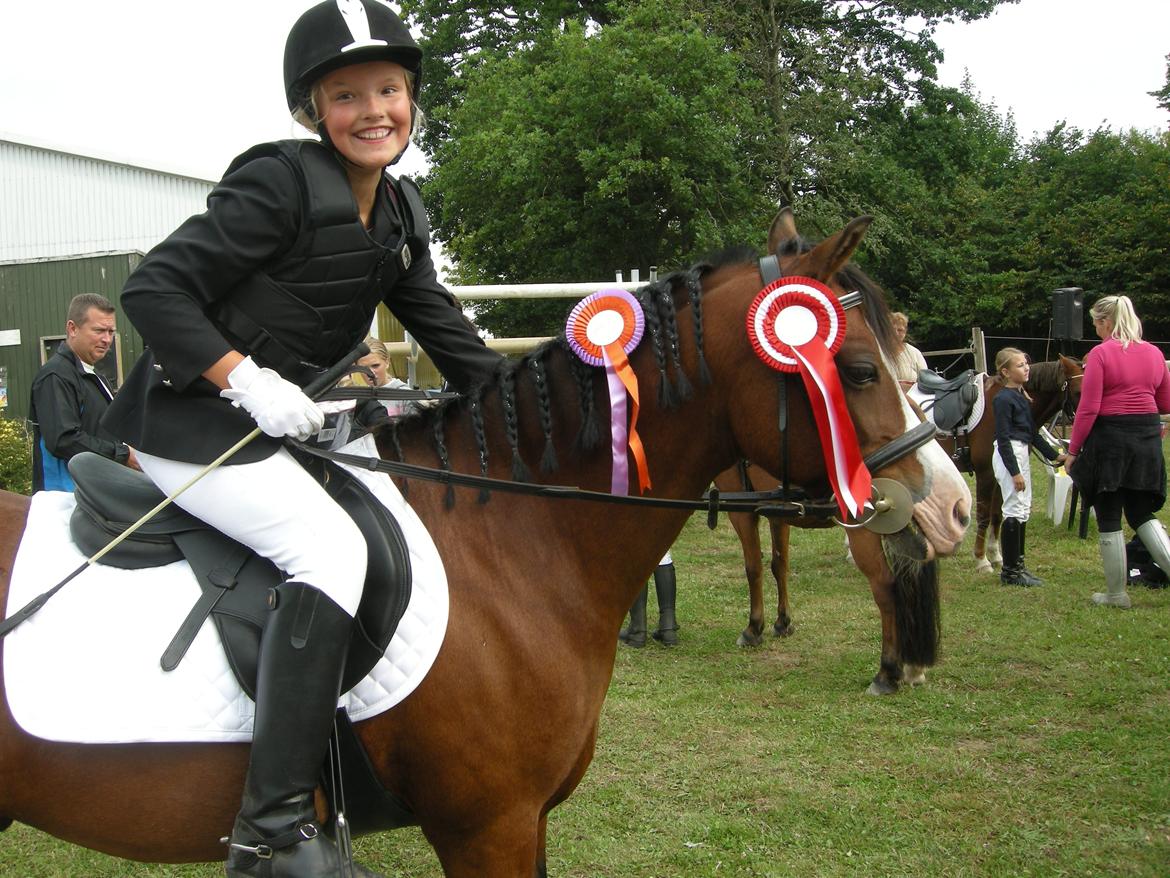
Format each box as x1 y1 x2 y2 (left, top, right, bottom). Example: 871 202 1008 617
67 307 116 365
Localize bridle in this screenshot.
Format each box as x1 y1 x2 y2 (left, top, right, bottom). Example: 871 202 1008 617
1061 370 1084 419
296 256 939 533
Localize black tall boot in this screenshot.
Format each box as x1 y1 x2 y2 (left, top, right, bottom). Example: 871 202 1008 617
1017 520 1044 585
619 585 648 648
224 582 382 878
1000 518 1041 587
651 562 679 646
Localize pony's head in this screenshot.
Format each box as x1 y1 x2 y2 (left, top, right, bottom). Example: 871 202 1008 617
716 208 971 560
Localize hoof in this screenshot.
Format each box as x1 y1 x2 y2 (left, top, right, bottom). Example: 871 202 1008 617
772 622 795 638
737 631 764 648
974 559 994 574
866 676 899 696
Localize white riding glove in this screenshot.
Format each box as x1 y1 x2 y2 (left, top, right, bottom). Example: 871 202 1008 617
220 356 325 441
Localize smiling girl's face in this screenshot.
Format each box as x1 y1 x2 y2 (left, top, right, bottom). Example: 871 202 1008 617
316 60 412 171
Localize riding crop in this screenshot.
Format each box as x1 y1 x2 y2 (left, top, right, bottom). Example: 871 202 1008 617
0 343 370 639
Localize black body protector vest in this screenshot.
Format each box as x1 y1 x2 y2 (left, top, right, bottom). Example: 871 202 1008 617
212 139 428 384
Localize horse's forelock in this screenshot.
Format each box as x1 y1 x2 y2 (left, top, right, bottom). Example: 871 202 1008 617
837 264 899 358
775 236 898 358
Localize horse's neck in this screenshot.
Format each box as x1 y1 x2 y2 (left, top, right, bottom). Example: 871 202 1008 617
386 346 722 574
1030 392 1060 426
1027 364 1062 424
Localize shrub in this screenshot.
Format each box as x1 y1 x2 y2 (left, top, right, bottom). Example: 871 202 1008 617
0 415 33 495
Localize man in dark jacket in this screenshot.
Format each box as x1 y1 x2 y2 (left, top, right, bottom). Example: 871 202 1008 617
29 293 137 491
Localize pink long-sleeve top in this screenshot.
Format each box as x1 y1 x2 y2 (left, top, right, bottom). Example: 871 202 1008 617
1068 338 1170 455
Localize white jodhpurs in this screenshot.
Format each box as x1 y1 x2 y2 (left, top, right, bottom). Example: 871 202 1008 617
136 448 367 617
992 439 1033 522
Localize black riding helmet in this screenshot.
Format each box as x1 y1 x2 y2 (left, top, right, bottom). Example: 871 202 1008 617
284 0 422 119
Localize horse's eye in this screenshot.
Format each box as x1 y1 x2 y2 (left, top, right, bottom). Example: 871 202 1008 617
841 362 878 386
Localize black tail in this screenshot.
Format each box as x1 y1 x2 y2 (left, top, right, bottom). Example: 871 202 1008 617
892 558 941 667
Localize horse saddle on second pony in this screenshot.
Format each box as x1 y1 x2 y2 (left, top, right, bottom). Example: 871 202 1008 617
915 368 979 434
65 451 412 700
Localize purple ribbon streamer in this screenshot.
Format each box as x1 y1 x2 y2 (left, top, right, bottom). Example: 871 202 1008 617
606 362 629 495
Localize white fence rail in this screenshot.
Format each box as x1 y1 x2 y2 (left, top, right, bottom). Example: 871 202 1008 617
383 276 986 385
386 279 648 386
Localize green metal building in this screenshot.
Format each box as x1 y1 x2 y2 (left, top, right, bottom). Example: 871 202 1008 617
0 253 145 423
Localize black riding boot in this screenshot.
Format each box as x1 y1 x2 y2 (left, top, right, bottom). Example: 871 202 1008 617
1016 520 1044 585
1000 518 1041 587
619 585 648 648
651 562 679 646
224 582 382 878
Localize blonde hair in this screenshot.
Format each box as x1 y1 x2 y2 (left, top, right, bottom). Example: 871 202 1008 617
890 312 909 331
1090 294 1143 348
363 335 390 364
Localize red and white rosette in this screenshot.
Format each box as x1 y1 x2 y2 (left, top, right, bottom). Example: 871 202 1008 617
746 276 872 519
566 288 650 495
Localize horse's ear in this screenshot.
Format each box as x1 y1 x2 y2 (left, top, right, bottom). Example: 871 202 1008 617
767 207 798 254
799 215 872 282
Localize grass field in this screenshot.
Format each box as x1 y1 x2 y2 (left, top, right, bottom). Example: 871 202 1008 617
3 461 1169 877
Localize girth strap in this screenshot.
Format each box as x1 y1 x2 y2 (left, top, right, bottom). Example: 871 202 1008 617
159 536 252 671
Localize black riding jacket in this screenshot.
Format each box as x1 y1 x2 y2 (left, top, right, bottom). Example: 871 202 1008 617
104 140 503 464
992 387 1060 477
30 342 130 491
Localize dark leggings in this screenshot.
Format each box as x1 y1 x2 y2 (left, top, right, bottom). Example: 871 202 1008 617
1093 489 1162 533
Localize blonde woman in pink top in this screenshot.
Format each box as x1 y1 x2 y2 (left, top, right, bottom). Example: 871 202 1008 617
1067 295 1170 608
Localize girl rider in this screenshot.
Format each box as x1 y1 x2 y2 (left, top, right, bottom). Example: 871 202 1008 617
103 2 503 875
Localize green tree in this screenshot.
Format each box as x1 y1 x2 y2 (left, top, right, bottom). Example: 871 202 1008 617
423 1 775 337
400 0 613 152
998 125 1170 340
672 0 1014 207
803 77 1023 348
405 1 1015 202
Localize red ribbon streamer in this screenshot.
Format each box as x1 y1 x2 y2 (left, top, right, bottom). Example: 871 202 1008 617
792 336 872 519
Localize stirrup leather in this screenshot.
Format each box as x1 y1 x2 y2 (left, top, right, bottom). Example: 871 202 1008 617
222 822 320 859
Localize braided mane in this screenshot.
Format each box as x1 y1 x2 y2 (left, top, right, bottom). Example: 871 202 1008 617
380 242 894 501
381 252 754 493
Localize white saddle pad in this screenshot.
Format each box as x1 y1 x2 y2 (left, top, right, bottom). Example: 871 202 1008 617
908 372 987 435
2 433 447 744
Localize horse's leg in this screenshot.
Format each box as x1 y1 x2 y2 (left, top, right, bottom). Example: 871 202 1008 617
973 469 995 574
535 814 549 878
988 483 1004 569
429 811 542 878
771 522 794 637
731 510 767 647
848 529 905 695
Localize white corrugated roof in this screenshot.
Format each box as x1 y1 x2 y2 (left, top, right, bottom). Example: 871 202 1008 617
0 133 215 262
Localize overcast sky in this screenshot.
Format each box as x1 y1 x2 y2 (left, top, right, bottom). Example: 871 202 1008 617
1 0 1166 182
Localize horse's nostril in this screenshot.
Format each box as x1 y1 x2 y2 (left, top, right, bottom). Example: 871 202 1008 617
953 498 971 529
